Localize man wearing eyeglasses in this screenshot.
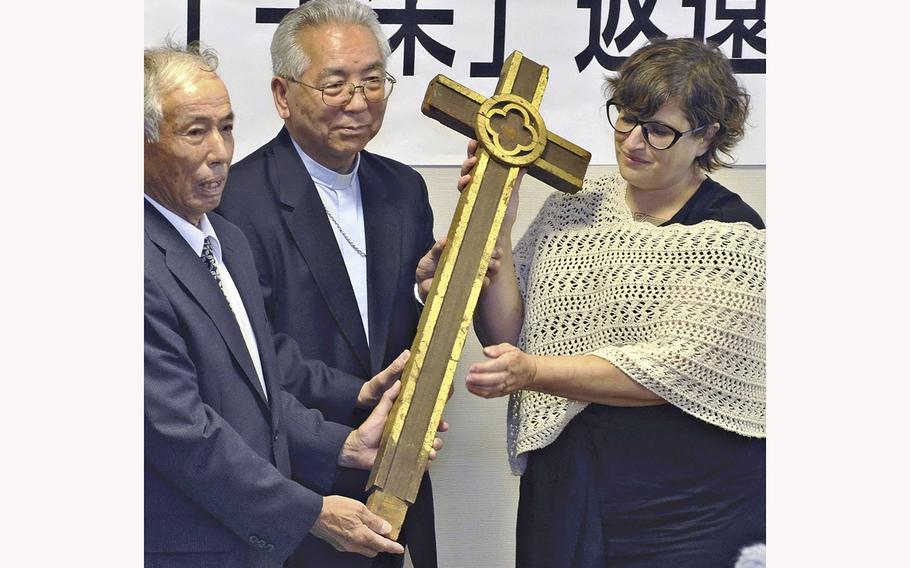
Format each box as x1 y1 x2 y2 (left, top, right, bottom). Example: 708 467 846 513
216 1 437 568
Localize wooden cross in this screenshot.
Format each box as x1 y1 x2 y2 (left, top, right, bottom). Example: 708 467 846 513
365 51 591 537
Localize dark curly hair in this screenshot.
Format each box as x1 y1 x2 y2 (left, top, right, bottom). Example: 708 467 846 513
604 37 750 172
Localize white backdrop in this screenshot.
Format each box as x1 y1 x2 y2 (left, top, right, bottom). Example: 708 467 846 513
144 0 766 165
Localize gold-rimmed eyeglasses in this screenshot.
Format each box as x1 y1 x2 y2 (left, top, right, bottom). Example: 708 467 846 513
284 72 397 107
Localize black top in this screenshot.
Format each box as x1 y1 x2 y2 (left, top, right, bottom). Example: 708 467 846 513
665 176 765 229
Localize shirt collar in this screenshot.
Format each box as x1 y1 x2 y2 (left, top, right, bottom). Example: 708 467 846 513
144 194 222 262
291 137 360 191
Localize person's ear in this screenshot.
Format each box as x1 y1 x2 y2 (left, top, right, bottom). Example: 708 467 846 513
271 76 292 120
696 122 720 156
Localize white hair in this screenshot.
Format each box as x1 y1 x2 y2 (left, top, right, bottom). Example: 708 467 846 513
144 39 219 143
270 0 390 79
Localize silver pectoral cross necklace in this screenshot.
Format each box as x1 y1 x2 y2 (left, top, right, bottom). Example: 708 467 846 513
323 206 367 258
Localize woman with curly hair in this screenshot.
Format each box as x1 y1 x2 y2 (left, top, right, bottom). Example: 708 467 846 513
422 37 766 567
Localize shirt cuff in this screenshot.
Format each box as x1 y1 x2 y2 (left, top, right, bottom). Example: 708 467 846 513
413 282 425 307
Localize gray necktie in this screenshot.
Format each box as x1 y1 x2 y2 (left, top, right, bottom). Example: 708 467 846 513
201 236 226 296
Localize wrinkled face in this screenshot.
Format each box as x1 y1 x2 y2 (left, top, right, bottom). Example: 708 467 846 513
273 23 386 173
144 72 234 226
614 100 713 193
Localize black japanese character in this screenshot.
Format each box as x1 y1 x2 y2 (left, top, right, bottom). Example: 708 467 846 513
375 1 455 76
575 0 619 72
470 0 508 78
706 0 765 73
682 0 765 73
254 2 302 25
187 0 200 44
576 0 667 72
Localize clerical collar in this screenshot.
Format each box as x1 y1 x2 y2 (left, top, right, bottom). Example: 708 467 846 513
291 138 360 190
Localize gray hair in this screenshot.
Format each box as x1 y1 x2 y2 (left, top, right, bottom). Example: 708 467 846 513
144 39 220 143
270 0 390 79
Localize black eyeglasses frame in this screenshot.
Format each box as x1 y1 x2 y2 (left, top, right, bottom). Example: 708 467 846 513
606 99 708 150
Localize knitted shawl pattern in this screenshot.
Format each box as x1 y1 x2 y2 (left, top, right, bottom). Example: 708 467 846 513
507 173 766 474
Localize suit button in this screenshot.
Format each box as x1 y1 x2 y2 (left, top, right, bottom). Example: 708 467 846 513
266 543 274 553
249 535 258 544
273 430 280 441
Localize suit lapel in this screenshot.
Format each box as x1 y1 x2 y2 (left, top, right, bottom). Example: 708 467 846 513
145 202 270 409
359 155 402 375
270 130 372 374
216 232 282 411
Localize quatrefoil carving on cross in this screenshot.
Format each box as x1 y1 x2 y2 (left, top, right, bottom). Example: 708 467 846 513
475 94 548 167
485 103 539 156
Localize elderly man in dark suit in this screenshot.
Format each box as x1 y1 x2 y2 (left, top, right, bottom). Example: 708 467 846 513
216 2 438 567
144 42 442 568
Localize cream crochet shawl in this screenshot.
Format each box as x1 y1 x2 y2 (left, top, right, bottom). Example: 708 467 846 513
507 173 766 475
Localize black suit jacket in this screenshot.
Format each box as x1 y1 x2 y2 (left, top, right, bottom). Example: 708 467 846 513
217 128 437 568
144 201 358 568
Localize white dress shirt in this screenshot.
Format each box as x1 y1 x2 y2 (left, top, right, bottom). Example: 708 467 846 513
292 140 370 344
145 195 268 400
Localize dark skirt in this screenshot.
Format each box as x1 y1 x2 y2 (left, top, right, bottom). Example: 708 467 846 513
516 403 765 567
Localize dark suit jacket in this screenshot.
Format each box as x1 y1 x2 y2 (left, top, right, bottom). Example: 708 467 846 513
145 201 358 568
216 128 437 568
